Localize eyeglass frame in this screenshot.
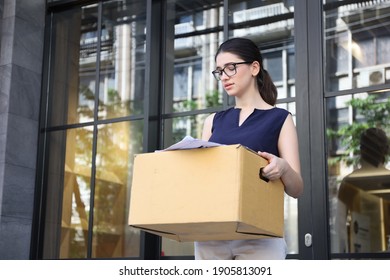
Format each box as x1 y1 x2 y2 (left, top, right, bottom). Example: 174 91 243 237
211 61 253 81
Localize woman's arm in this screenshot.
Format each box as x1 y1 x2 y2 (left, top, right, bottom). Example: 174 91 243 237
201 113 215 141
258 114 304 198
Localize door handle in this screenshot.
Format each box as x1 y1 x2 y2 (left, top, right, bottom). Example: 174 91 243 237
304 233 312 247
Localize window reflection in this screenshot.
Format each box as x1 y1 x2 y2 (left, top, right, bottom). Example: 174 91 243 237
164 0 223 114
327 92 390 254
324 0 390 92
44 1 146 259
228 1 295 101
93 121 143 258
42 127 93 259
48 4 98 126
163 115 208 149
48 2 146 126
338 128 390 252
98 1 146 120
61 127 93 259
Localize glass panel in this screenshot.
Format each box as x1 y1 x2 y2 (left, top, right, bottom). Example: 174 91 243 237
42 127 93 259
327 91 390 254
98 1 146 120
324 0 390 92
163 0 224 114
93 120 143 258
276 101 299 254
163 114 208 149
228 0 295 101
48 4 98 126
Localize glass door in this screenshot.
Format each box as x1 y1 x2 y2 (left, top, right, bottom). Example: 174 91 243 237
324 0 390 258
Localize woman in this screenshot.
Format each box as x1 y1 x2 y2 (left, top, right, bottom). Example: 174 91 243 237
195 37 304 260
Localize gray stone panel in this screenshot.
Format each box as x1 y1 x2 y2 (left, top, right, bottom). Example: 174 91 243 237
15 0 45 28
2 0 16 18
0 15 14 67
0 92 8 115
0 113 7 164
0 64 12 96
0 162 3 217
1 162 35 219
8 65 41 120
5 113 38 169
0 215 32 260
0 0 45 260
12 16 44 74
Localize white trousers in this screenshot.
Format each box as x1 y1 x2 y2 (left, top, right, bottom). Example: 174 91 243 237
194 238 287 260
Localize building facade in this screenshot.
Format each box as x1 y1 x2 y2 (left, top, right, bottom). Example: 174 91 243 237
0 0 389 260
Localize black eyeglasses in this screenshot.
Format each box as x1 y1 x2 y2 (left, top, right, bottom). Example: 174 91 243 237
212 61 253 81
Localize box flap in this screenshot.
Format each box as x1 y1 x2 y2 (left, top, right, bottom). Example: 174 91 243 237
130 221 281 242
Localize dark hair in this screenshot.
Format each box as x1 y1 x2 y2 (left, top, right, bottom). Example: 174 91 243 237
215 37 277 106
360 127 389 167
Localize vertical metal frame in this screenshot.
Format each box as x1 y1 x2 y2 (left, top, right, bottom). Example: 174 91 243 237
294 0 313 260
222 0 230 109
295 0 329 259
86 1 103 259
140 0 165 260
30 7 52 260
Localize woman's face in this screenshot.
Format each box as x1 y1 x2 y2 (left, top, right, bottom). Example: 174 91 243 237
215 52 259 97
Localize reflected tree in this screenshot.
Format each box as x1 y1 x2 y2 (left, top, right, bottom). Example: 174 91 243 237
327 95 390 168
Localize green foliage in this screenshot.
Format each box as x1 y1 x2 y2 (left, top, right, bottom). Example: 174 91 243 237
206 90 222 107
327 95 390 168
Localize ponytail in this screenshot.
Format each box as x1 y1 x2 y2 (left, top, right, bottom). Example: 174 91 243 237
257 69 277 106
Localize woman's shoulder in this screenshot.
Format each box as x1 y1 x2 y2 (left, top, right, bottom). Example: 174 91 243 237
271 106 290 114
255 106 290 118
204 112 216 123
214 106 236 116
269 106 291 118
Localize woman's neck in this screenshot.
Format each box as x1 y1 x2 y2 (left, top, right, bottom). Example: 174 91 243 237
235 94 272 110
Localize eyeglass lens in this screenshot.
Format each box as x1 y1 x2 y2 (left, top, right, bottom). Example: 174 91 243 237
213 64 237 80
212 62 252 81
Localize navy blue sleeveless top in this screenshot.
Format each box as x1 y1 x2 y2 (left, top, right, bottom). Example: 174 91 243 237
209 107 290 157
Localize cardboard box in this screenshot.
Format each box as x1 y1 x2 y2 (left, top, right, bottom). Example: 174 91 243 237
128 144 284 242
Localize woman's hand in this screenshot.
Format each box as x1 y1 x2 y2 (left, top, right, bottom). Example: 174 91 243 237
258 150 303 198
258 151 287 181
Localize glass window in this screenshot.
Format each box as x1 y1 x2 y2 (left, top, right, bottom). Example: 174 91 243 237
93 121 143 258
42 1 146 259
327 91 390 254
163 114 209 150
228 0 295 102
324 0 390 92
265 53 283 82
42 121 143 259
325 0 390 256
48 4 98 126
98 1 146 120
163 0 224 115
47 1 146 127
43 127 93 259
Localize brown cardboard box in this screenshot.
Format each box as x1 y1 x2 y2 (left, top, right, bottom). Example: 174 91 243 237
128 144 284 242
